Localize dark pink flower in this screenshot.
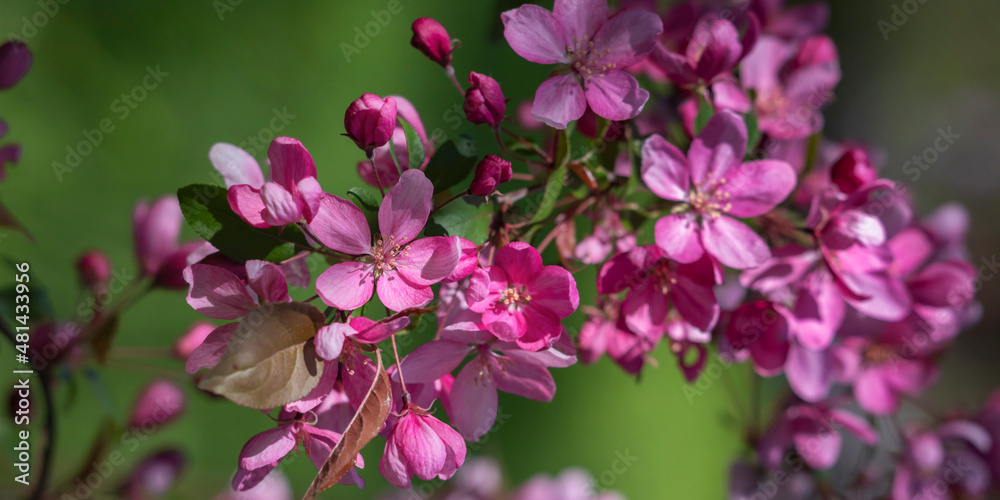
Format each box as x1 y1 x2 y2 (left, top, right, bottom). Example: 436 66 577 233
502 0 663 128
379 405 466 488
469 154 512 196
641 111 797 269
345 93 397 155
76 249 111 290
357 95 432 189
411 18 453 68
650 14 758 87
757 401 877 471
468 242 579 350
310 169 460 312
173 321 215 360
218 137 323 228
829 148 877 195
129 380 186 431
464 72 507 127
838 333 938 415
121 450 185 500
0 41 31 90
892 421 992 499
578 297 655 375
597 245 719 336
133 195 203 288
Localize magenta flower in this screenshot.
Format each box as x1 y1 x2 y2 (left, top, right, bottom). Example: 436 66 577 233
502 0 663 129
310 169 460 312
357 95 432 189
121 450 185 500
411 18 453 68
129 380 186 431
650 14 758 87
0 41 32 90
467 242 579 351
173 321 215 360
597 245 719 336
216 137 323 229
740 34 840 140
578 297 655 375
839 333 938 416
641 111 797 269
464 72 507 127
345 93 397 155
468 154 512 196
76 249 111 291
379 404 467 488
399 329 576 441
892 421 993 499
212 470 292 500
234 410 364 491
758 401 877 472
134 195 204 288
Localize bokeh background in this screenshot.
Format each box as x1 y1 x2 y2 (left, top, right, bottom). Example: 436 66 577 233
0 0 998 498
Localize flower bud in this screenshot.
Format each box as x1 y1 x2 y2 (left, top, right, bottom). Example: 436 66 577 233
830 148 876 194
464 72 506 127
410 18 453 68
173 321 215 360
344 94 397 154
129 380 186 431
76 250 111 290
122 449 185 500
379 405 466 488
468 154 512 196
0 41 32 90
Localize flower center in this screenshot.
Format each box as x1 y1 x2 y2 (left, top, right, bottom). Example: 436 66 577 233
756 88 788 117
652 260 677 294
862 344 897 365
500 286 531 309
688 178 733 219
370 235 410 278
568 35 615 80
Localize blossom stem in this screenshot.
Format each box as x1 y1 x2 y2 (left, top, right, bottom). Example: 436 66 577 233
445 65 465 97
369 156 386 197
430 192 465 216
390 333 411 405
494 128 534 164
509 172 534 181
501 126 552 164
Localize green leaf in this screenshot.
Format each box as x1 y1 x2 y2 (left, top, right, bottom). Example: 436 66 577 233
529 162 567 224
422 140 478 194
426 196 493 243
346 186 380 233
198 302 327 409
745 112 761 157
694 95 714 135
401 117 425 169
177 184 309 263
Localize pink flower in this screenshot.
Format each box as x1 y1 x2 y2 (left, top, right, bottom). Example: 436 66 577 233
740 34 840 140
411 18 453 68
379 404 467 488
597 245 719 336
133 195 203 288
76 249 111 290
464 72 507 127
641 111 797 269
502 0 663 128
234 410 364 491
213 470 293 500
757 401 877 471
173 321 215 360
578 297 655 375
129 380 186 431
829 148 877 194
0 41 31 90
399 329 576 441
215 137 323 228
468 154 512 196
121 450 185 500
310 169 460 312
891 421 992 499
357 95 432 189
650 14 758 87
838 333 938 416
345 93 397 155
468 242 579 351
513 468 624 500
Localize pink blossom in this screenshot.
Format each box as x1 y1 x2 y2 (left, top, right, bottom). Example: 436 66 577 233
357 95 432 189
469 154 512 196
411 18 453 68
133 195 203 288
345 93 397 155
121 450 185 500
502 0 663 128
512 468 624 500
214 137 323 228
641 111 797 269
650 14 758 87
757 401 877 471
129 380 186 430
399 329 575 441
891 421 992 499
597 245 719 337
173 321 215 360
213 470 293 500
467 242 579 350
838 332 938 416
310 169 460 312
578 297 655 375
76 249 111 290
0 41 31 90
464 72 507 127
379 404 467 488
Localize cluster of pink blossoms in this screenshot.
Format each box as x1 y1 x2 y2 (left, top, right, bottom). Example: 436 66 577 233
18 0 993 498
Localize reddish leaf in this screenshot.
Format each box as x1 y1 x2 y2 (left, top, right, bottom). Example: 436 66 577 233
303 349 392 499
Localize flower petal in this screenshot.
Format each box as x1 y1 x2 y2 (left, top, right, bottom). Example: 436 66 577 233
494 241 544 285
531 74 587 130
592 9 663 67
398 340 472 384
308 195 372 255
492 355 555 401
527 266 579 318
267 136 317 192
209 143 264 188
688 110 747 185
377 273 434 311
641 134 690 202
502 4 570 65
227 185 269 229
395 236 461 286
720 160 797 218
314 323 352 361
238 425 297 471
449 360 500 441
702 216 771 270
654 213 704 263
316 262 375 310
380 169 433 244
245 260 291 305
185 323 236 374
553 0 608 45
183 264 256 319
584 70 649 122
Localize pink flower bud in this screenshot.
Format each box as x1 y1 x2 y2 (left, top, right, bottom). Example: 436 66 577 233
173 321 215 360
344 93 397 155
0 41 32 90
379 406 467 488
793 35 839 70
830 148 876 194
464 72 506 127
122 449 185 500
129 380 186 431
76 250 111 289
411 18 453 68
468 154 512 196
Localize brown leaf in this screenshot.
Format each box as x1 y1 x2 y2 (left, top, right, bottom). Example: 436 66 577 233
198 302 326 409
303 349 392 499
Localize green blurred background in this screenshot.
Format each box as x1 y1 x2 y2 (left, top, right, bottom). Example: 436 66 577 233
0 0 997 498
